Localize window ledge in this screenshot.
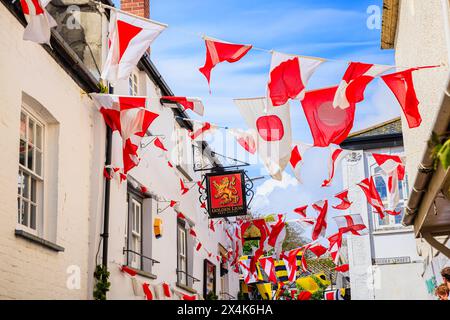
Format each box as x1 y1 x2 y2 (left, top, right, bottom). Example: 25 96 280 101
15 229 64 252
176 282 197 294
127 266 157 280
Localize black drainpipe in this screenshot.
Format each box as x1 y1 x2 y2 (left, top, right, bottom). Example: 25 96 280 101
101 86 113 270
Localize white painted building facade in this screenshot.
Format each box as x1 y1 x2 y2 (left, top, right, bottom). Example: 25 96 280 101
0 0 240 300
340 122 428 300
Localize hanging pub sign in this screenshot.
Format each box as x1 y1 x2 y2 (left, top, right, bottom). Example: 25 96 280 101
205 170 247 218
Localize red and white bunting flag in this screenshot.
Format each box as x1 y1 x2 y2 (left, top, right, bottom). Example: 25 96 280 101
334 62 393 109
209 220 215 232
195 242 202 251
153 137 168 151
295 217 316 230
91 94 159 176
293 205 308 217
199 36 252 90
381 66 438 128
169 200 178 208
188 121 217 141
239 259 259 284
328 232 343 264
189 228 197 238
332 190 352 210
162 282 172 298
200 202 207 209
268 51 323 106
357 177 385 219
229 128 257 154
142 283 153 300
180 179 190 195
335 264 350 273
160 96 205 116
312 200 328 240
20 0 57 45
234 97 292 180
268 215 286 258
290 142 312 183
333 214 368 236
372 153 405 211
307 243 328 258
322 146 350 187
101 9 166 82
197 181 205 190
301 86 356 147
259 257 278 284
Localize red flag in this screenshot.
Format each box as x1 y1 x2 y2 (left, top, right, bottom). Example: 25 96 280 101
268 51 323 106
301 86 356 147
381 66 438 128
120 265 137 276
199 37 252 90
189 228 197 238
142 283 153 300
322 146 350 187
160 96 204 116
335 264 350 273
334 62 392 109
297 291 312 300
328 232 343 264
332 190 352 210
183 294 197 300
196 242 202 251
357 177 385 219
209 220 215 232
188 122 217 141
180 179 190 195
311 200 328 240
267 216 285 248
293 205 308 217
170 200 178 208
162 282 172 298
154 138 168 151
140 186 148 194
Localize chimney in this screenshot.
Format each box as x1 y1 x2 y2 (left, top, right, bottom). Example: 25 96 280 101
121 0 150 18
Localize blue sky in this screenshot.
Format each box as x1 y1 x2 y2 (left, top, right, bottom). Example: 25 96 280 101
117 1 400 235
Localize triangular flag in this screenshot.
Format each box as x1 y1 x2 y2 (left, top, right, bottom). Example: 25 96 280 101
293 205 308 218
322 145 350 187
311 200 328 240
334 62 392 109
268 51 323 106
199 36 252 90
234 97 292 180
332 190 352 210
301 86 356 147
101 9 166 82
357 177 385 219
20 0 57 45
160 96 205 116
290 142 312 183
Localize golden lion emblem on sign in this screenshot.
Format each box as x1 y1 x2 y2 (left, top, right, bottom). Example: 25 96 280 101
213 176 240 205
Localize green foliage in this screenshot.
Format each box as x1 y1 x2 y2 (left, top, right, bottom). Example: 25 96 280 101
243 239 259 255
283 223 307 251
205 291 218 300
93 264 111 300
97 82 109 94
430 133 450 170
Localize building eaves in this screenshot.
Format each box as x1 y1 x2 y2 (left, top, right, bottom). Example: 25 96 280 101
381 0 399 49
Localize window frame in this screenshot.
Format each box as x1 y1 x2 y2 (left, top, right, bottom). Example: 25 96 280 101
177 221 188 286
126 192 144 270
128 72 139 96
17 108 45 235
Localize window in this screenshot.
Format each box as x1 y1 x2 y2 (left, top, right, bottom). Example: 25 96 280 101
177 222 188 285
18 110 44 233
370 160 409 229
126 192 143 270
129 73 139 96
125 189 153 273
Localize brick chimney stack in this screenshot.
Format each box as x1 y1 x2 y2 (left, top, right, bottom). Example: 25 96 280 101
121 0 150 18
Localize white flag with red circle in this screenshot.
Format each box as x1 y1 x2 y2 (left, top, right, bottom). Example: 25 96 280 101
234 97 292 180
